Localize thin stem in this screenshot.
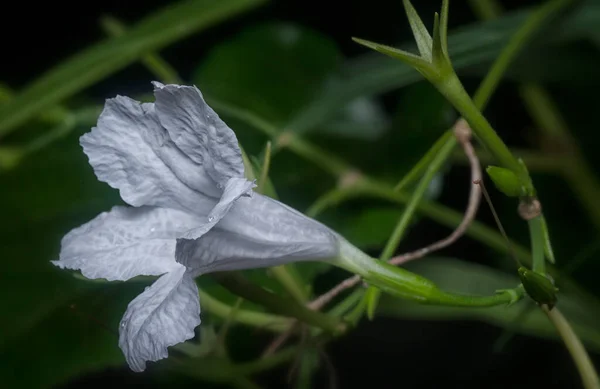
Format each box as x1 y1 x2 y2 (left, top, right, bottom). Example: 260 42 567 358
471 0 573 109
270 266 308 304
100 16 183 84
390 120 482 266
257 141 272 194
542 306 600 389
437 74 527 185
394 131 453 192
381 138 457 261
529 216 546 274
199 290 292 333
467 0 503 20
212 273 345 334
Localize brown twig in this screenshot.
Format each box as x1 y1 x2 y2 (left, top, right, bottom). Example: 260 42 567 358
389 119 482 266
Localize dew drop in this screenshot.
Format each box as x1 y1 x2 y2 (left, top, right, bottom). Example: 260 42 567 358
150 227 156 233
208 216 215 222
120 321 126 328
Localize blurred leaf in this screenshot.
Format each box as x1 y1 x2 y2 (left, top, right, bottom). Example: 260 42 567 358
335 207 403 249
378 258 600 352
287 1 600 132
0 0 267 137
317 94 389 140
195 22 389 140
0 123 133 386
195 22 341 126
462 45 600 84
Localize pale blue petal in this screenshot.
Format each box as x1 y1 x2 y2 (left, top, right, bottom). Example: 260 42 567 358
119 266 200 372
152 82 245 186
176 193 339 274
81 95 220 212
180 177 256 239
53 206 202 281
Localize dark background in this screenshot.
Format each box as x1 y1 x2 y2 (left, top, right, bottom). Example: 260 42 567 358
3 0 599 388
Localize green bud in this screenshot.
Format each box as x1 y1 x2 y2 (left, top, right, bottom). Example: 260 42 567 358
518 267 558 309
486 165 524 197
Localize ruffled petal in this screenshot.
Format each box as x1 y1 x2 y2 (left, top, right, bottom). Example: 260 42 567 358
176 194 339 274
180 177 256 239
152 82 245 185
81 95 220 212
118 266 200 372
52 206 202 281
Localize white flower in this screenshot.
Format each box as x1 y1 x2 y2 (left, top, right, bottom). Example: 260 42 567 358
52 82 339 372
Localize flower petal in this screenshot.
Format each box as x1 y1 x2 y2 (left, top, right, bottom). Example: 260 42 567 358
81 95 220 211
176 194 339 274
181 177 256 239
53 206 202 281
119 266 200 372
152 82 245 185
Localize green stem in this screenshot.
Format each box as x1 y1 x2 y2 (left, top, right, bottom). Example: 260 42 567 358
336 240 523 307
542 306 600 389
212 273 344 334
437 73 527 185
100 15 182 84
528 216 546 274
382 138 456 260
257 141 272 194
467 0 503 20
270 265 308 304
394 131 453 192
199 290 292 333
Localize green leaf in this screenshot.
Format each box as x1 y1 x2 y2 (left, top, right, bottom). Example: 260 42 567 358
288 2 600 133
195 23 341 127
352 38 430 69
0 0 267 138
378 258 600 351
402 0 433 61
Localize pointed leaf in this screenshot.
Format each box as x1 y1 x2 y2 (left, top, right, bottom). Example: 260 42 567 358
440 0 449 56
352 38 429 69
431 12 443 66
402 0 433 61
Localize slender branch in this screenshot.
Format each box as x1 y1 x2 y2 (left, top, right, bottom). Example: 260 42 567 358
389 119 481 266
212 272 345 334
542 306 600 389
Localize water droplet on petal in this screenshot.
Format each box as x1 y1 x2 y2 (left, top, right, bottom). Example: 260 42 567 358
150 227 156 233
120 321 126 328
208 216 215 222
